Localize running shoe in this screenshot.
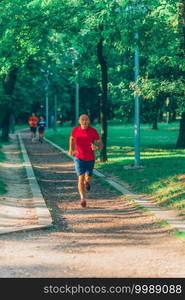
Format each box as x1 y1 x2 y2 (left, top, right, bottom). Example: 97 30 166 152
80 200 86 208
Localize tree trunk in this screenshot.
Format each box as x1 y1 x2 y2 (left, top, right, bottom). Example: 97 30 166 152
171 110 176 121
176 112 185 148
179 0 185 48
152 118 158 130
97 38 108 162
9 112 15 133
152 108 158 130
176 2 185 148
1 68 18 141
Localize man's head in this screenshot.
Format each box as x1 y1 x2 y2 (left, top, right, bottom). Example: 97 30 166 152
78 114 90 129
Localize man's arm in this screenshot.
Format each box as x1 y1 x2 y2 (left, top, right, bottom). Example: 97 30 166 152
68 136 76 156
91 138 103 151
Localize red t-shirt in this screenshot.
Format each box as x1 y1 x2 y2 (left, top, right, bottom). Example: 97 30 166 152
29 116 39 127
71 126 100 161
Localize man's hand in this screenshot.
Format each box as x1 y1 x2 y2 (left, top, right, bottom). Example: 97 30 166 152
91 139 103 151
68 150 75 156
68 136 75 156
91 144 99 151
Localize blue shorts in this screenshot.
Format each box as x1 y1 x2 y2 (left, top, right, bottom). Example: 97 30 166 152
74 158 95 176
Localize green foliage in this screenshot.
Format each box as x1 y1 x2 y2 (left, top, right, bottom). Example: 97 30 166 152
0 0 184 134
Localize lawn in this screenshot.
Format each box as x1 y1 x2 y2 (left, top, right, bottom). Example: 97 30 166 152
45 122 185 217
0 141 7 195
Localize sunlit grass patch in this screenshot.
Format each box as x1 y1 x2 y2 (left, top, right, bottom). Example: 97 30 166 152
152 179 185 212
155 220 169 228
0 180 7 195
0 151 5 162
173 230 185 240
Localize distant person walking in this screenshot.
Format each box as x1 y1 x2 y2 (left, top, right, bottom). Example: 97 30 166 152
68 114 103 208
28 113 39 142
37 116 46 143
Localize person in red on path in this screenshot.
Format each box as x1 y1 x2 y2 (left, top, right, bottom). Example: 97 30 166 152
68 114 103 208
28 112 39 142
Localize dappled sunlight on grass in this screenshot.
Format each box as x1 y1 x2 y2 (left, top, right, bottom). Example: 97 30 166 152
0 151 6 162
0 181 7 195
136 173 185 212
0 162 23 168
106 147 185 162
140 154 185 160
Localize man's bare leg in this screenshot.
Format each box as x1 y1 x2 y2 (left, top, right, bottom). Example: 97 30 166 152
78 174 86 207
85 174 91 183
84 174 91 191
39 133 44 143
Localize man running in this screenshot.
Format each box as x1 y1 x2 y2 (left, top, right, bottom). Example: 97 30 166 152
37 116 46 143
28 112 39 142
68 114 103 208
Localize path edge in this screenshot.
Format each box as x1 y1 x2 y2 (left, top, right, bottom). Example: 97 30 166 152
17 133 53 230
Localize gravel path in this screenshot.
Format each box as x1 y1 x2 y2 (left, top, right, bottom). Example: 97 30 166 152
0 131 185 278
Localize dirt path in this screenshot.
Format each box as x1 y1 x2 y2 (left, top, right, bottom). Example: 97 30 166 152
0 131 185 278
0 137 38 231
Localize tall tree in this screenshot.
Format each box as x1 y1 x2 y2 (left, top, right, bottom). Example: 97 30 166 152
176 0 185 148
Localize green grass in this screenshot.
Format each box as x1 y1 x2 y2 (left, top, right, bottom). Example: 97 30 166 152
0 141 7 195
45 122 185 217
15 124 29 131
173 230 185 240
0 181 6 195
0 150 6 162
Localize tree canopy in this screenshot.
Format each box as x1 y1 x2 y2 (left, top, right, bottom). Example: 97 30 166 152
0 0 185 156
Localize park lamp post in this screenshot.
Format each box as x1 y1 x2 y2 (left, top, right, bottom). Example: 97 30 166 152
69 47 79 126
40 68 53 129
133 1 148 168
125 0 145 168
134 31 140 168
115 2 141 168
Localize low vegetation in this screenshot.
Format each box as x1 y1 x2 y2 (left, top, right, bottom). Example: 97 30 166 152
0 142 7 195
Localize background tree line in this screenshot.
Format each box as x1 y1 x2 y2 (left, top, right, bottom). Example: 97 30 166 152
0 0 184 161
